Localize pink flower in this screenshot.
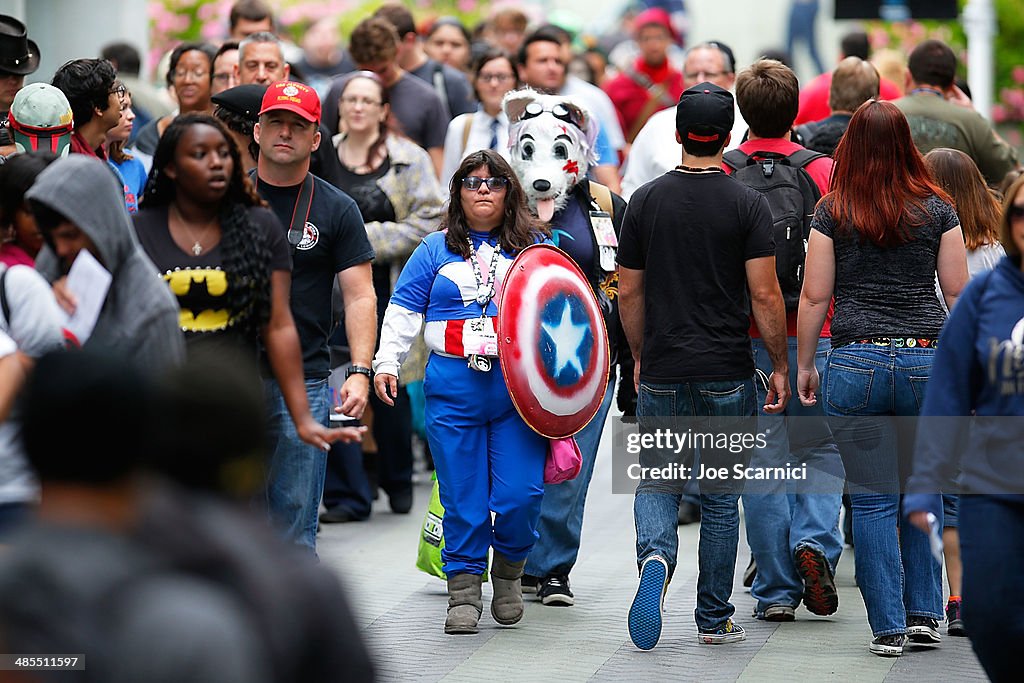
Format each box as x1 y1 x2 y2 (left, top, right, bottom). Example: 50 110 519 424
201 21 223 41
457 0 478 12
990 104 1008 123
869 28 890 49
1013 66 1024 85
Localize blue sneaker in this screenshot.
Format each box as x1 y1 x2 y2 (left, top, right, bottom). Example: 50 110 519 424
697 619 746 644
629 555 669 650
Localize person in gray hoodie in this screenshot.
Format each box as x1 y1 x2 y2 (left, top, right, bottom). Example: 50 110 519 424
26 154 184 372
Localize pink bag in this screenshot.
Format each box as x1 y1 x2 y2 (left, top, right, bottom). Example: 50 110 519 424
544 436 582 484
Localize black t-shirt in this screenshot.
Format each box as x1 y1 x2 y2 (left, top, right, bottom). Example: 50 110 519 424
550 193 596 277
319 156 396 224
254 173 375 378
134 206 291 354
617 170 775 383
409 59 476 119
812 194 958 346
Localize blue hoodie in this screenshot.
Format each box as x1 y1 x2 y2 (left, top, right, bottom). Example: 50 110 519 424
905 256 1024 519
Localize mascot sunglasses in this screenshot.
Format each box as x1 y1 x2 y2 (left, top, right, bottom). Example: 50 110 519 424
516 101 585 131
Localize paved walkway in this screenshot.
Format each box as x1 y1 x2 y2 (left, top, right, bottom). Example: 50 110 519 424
318 417 988 682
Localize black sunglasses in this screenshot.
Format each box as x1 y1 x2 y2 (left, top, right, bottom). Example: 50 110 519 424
462 176 509 191
518 101 585 131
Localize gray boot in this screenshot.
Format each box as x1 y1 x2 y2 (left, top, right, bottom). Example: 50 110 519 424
445 573 483 635
490 553 527 625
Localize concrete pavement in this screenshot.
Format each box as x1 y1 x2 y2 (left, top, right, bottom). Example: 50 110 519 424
318 417 988 682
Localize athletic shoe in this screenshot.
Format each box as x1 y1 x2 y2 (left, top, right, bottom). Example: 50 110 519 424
763 604 796 622
521 575 540 595
697 619 746 644
742 557 757 588
869 634 906 657
907 616 941 644
538 574 574 606
628 555 669 650
946 598 966 636
677 500 701 525
794 543 838 615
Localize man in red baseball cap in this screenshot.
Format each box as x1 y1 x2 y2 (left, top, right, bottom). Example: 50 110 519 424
252 81 377 554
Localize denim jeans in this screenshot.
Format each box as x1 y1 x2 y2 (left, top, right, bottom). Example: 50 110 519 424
824 342 943 636
526 378 615 579
743 337 845 613
787 0 826 75
634 377 756 630
960 495 1024 682
264 377 330 553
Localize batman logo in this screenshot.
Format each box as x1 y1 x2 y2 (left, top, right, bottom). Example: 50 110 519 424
163 268 232 332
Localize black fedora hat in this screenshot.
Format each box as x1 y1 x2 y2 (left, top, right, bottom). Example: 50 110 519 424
0 15 39 76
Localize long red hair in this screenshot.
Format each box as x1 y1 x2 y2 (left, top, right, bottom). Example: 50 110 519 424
826 99 950 247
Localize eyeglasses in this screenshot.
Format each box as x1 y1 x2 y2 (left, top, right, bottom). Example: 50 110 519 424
685 70 723 80
1009 205 1024 222
213 72 232 84
478 73 513 84
109 84 127 98
461 176 508 192
341 96 382 107
173 68 209 81
516 101 585 131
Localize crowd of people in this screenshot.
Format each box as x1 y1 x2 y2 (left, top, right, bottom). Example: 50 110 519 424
0 0 1022 680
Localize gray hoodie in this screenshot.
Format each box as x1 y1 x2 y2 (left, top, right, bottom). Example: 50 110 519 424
28 155 184 373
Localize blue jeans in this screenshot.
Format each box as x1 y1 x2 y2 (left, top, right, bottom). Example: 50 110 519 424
634 377 756 631
960 495 1024 682
526 377 615 579
787 0 826 75
824 343 943 636
743 337 844 613
264 377 330 553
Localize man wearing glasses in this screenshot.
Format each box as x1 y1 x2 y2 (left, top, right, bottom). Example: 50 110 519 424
51 59 121 159
252 81 377 553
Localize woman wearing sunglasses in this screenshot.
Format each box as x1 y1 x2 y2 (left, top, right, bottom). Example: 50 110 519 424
373 149 550 635
134 113 356 451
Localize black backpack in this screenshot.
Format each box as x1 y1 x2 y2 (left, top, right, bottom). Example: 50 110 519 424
724 148 826 311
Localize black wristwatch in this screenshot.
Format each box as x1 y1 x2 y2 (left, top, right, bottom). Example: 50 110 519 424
346 365 373 380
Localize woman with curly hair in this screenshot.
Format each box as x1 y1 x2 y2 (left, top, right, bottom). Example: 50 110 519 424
372 149 549 635
135 112 355 451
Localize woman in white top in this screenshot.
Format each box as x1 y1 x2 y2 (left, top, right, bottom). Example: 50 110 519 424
441 49 519 186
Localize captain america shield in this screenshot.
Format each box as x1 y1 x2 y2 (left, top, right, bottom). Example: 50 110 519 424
499 244 610 438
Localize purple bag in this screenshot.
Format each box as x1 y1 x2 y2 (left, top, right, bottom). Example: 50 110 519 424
544 436 582 484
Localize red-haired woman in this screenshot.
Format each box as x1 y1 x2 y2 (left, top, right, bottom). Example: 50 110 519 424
796 100 969 657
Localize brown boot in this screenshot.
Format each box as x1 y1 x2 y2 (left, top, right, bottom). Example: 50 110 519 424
445 573 483 635
490 553 526 625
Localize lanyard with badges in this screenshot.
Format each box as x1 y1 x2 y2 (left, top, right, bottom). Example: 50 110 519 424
465 237 501 372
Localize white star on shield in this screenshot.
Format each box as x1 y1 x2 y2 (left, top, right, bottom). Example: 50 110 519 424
541 301 588 378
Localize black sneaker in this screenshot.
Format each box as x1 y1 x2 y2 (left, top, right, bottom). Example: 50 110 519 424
869 633 906 657
521 575 540 595
794 543 838 616
677 500 701 525
907 616 941 644
743 557 757 588
946 599 966 636
538 574 574 606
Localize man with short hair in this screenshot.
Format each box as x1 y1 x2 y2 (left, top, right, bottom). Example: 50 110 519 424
602 8 684 142
0 15 40 156
252 81 376 552
212 41 241 95
322 17 448 177
51 58 120 159
894 39 1018 185
229 0 274 41
373 2 474 119
797 56 880 156
236 32 289 86
726 58 843 624
517 30 622 194
618 81 789 650
622 41 746 198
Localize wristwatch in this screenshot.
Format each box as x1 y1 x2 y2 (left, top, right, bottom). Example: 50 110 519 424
346 365 373 380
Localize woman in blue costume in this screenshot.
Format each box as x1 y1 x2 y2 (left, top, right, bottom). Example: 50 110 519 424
373 149 549 635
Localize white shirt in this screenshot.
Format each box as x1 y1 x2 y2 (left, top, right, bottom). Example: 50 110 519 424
442 108 510 188
562 75 627 152
621 99 748 199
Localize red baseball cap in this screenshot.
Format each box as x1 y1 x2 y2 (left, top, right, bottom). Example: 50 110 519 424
259 81 320 123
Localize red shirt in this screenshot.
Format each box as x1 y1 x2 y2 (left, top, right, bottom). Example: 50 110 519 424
795 72 902 125
603 57 684 139
70 130 106 160
723 138 834 338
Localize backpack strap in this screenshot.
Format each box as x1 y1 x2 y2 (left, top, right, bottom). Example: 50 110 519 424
0 265 9 327
432 63 452 117
588 181 613 217
461 114 474 156
722 149 752 171
785 147 828 170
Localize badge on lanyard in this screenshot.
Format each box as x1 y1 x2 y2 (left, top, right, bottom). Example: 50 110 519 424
463 316 498 357
590 210 617 273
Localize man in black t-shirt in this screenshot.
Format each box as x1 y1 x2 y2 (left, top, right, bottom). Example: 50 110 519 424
252 81 376 553
617 82 789 650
